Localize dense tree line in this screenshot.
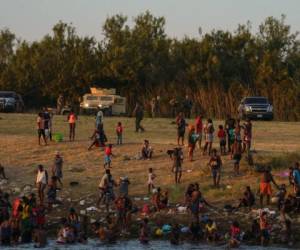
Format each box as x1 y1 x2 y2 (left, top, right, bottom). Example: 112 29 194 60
0 12 299 120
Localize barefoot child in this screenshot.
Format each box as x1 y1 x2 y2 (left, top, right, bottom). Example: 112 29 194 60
147 168 156 194
104 144 113 169
217 125 226 155
208 149 222 187
116 122 123 145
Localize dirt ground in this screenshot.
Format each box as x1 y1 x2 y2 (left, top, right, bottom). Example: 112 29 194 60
0 113 300 223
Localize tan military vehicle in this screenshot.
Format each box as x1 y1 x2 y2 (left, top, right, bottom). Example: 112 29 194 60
79 88 126 116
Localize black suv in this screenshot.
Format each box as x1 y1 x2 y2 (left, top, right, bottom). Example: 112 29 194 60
0 91 24 112
238 96 273 120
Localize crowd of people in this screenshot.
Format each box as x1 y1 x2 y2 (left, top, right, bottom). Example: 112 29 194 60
0 106 299 248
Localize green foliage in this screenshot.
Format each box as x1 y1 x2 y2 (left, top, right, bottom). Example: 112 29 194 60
0 13 299 120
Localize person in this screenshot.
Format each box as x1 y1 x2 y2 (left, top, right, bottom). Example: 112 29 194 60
114 195 126 230
104 144 113 169
150 97 158 118
208 149 222 187
43 107 52 141
56 94 64 115
172 147 183 184
205 219 218 242
231 139 243 175
133 102 145 132
292 162 300 192
176 112 186 146
229 221 241 248
260 167 279 207
52 151 63 187
88 124 107 150
238 186 255 208
97 169 110 206
276 184 287 211
139 218 149 244
0 164 8 179
234 119 242 142
104 172 116 212
141 140 153 160
195 115 203 149
37 112 47 146
169 97 179 118
116 121 123 145
0 219 12 245
243 118 252 154
68 207 80 235
187 126 198 161
260 211 270 246
203 119 214 155
67 109 77 141
95 107 104 129
170 223 181 245
190 183 201 223
119 176 130 197
47 176 59 211
36 165 48 205
152 187 163 211
147 168 156 194
225 114 236 153
183 95 193 119
217 125 226 155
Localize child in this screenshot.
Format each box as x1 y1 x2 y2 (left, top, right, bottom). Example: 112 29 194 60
205 219 218 242
37 112 47 146
217 125 226 155
116 122 123 145
176 112 186 146
229 221 241 248
208 149 222 188
203 119 214 156
260 211 270 246
104 144 113 169
147 168 156 194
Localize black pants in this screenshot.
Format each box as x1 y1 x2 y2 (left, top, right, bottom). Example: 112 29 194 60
135 118 144 132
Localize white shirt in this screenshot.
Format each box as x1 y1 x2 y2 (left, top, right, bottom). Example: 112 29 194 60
36 170 47 184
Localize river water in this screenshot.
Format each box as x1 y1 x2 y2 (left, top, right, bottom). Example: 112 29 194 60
3 240 289 249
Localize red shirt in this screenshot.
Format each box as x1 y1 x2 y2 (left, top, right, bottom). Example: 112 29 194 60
105 147 112 156
217 129 226 139
116 125 123 134
195 117 203 133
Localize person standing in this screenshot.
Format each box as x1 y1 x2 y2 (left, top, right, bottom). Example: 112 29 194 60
169 97 179 118
259 167 279 207
96 107 104 129
57 94 64 115
208 149 222 187
225 114 236 153
67 109 77 141
37 112 47 146
36 165 48 205
231 139 243 175
116 122 123 145
195 115 203 149
150 97 158 118
133 102 145 132
172 148 183 184
52 151 63 187
203 119 214 156
43 107 52 141
183 95 193 119
176 112 186 146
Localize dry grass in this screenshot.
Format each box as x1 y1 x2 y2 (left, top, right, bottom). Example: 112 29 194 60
0 113 300 209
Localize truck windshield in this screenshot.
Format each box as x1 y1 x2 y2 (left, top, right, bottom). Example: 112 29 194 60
100 96 113 101
86 96 98 101
0 92 15 98
244 98 268 104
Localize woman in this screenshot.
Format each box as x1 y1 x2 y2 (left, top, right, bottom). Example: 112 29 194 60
36 165 48 205
208 149 222 187
67 110 77 141
203 119 214 155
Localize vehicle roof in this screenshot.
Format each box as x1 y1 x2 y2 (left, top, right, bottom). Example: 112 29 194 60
0 91 16 94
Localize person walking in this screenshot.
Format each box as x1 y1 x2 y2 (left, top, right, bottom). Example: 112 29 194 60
133 102 145 132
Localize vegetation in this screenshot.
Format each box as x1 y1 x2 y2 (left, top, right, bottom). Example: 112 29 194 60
0 12 300 120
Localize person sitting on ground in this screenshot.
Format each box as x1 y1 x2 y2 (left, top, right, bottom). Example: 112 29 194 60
0 164 8 179
57 218 75 244
205 219 218 243
141 140 153 160
208 149 222 188
238 186 255 209
229 221 241 248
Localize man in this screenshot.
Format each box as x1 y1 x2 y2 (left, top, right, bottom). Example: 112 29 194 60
169 97 179 118
133 102 145 132
150 97 158 118
172 148 183 184
57 94 64 115
182 95 193 119
225 114 236 153
43 107 52 141
260 167 279 207
52 151 63 187
36 165 48 205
